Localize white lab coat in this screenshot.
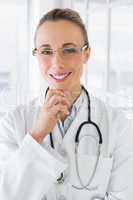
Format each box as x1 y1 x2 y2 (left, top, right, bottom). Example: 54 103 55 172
0 90 133 200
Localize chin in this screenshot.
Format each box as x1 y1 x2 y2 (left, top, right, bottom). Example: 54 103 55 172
49 82 70 91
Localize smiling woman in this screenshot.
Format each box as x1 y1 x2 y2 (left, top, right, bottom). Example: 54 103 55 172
0 7 133 200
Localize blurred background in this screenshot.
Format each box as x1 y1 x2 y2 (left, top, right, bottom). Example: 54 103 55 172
0 0 133 118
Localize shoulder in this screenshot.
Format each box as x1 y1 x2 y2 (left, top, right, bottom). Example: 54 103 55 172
89 94 125 123
2 96 39 119
89 94 132 135
89 94 133 155
0 96 40 132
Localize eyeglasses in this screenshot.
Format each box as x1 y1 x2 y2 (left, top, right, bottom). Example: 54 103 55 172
32 44 88 61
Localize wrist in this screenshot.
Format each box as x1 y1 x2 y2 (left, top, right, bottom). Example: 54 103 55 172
30 130 46 144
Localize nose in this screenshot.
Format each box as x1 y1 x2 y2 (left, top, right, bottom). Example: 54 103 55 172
51 51 65 69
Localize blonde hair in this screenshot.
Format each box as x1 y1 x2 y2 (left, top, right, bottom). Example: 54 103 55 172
34 8 89 47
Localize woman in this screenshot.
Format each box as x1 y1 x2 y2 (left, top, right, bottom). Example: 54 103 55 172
0 8 133 200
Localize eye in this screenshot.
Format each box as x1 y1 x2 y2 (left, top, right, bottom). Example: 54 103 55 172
40 49 53 55
62 47 78 54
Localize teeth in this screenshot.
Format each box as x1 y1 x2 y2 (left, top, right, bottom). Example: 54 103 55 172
51 73 70 80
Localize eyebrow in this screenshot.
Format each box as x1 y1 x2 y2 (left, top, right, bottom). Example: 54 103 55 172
39 43 78 48
62 43 77 47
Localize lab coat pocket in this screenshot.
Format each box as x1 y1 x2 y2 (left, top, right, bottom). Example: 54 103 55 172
70 154 113 198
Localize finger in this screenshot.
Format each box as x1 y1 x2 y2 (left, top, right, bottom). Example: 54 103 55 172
59 105 70 116
46 94 71 108
51 103 70 117
64 90 81 103
46 89 66 102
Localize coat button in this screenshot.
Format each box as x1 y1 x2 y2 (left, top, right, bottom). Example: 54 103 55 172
60 149 67 157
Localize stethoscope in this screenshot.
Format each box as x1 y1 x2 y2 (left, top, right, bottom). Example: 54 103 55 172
45 86 103 190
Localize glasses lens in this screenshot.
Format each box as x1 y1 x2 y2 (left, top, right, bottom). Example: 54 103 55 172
62 47 78 54
39 48 53 55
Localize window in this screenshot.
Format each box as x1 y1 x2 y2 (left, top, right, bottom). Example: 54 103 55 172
73 0 133 117
0 0 29 115
73 0 108 98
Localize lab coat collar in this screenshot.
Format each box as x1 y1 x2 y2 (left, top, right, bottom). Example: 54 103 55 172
37 86 47 106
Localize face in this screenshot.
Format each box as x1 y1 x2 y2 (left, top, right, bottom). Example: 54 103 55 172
35 20 90 92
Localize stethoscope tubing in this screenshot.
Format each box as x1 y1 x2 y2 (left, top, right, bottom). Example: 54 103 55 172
47 86 102 145
45 86 103 190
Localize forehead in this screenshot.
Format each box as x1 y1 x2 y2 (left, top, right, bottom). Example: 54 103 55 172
35 20 84 48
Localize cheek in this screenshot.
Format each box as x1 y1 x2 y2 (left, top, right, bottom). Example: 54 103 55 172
71 59 83 75
38 59 49 75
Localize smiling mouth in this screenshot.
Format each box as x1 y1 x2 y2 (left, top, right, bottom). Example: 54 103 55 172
50 72 72 81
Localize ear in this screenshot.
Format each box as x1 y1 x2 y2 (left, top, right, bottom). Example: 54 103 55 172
83 48 91 64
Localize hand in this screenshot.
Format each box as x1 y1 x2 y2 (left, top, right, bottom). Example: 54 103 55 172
30 89 71 144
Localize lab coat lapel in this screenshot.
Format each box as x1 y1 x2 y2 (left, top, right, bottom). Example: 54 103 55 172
52 123 63 150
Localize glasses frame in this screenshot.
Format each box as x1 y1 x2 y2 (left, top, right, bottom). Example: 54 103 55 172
32 43 89 57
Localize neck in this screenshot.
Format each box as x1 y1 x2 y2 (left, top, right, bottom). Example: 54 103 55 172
70 85 82 104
